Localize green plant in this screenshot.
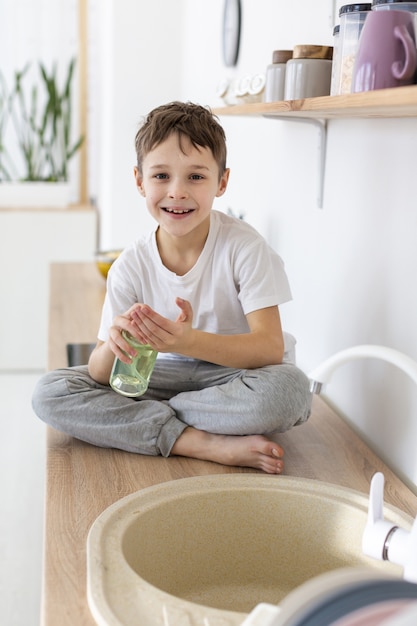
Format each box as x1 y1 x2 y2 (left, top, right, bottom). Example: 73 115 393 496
0 58 83 182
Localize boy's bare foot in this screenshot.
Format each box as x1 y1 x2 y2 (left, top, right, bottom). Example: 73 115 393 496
170 427 284 474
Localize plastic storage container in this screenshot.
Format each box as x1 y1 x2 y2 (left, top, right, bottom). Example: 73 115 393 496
372 0 417 36
372 0 417 9
264 49 293 102
336 3 372 94
330 25 341 95
284 45 333 100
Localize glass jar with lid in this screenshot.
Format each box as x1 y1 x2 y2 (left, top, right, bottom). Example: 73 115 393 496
372 0 417 37
336 3 372 95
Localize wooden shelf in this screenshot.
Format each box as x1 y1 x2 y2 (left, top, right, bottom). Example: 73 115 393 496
212 84 417 120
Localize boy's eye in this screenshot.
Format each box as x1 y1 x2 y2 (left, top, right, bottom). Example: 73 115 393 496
152 173 204 181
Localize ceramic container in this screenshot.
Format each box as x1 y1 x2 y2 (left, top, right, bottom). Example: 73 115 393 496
264 49 293 102
284 45 333 99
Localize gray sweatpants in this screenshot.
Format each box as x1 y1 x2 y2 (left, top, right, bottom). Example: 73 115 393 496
32 358 312 457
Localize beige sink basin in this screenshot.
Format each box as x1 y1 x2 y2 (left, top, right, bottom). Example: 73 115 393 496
87 474 412 626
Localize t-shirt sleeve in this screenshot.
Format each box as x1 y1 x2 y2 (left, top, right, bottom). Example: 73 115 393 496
236 238 292 315
97 252 142 342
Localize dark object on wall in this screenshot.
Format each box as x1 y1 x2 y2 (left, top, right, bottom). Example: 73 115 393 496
223 0 241 66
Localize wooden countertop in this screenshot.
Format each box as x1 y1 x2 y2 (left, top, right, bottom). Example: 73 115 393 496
42 262 417 626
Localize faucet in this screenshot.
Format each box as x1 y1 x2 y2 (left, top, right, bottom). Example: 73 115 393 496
363 471 417 583
309 344 417 582
308 344 417 395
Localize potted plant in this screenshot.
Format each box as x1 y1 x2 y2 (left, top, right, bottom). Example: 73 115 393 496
0 58 84 207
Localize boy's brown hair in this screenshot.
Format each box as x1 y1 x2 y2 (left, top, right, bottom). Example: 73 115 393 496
134 102 227 179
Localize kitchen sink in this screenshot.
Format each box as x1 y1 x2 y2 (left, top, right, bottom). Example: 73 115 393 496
87 474 412 625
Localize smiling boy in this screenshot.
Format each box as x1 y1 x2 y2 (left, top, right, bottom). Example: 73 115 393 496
32 101 311 474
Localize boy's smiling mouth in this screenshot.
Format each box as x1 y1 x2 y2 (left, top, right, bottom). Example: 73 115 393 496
163 207 194 214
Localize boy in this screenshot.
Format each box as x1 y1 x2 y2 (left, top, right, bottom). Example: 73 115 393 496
32 101 311 474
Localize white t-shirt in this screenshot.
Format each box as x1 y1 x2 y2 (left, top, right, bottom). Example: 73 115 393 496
98 210 292 357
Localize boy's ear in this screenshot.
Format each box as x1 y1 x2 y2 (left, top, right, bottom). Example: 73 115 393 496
216 168 230 197
133 166 146 196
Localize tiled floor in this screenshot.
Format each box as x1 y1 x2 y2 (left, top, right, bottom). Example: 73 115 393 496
0 372 45 626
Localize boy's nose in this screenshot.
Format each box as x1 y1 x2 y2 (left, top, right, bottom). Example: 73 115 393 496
168 179 188 199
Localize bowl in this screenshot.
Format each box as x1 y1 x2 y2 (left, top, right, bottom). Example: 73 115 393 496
95 250 122 279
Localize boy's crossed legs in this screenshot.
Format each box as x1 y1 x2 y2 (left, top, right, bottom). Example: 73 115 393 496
32 359 311 474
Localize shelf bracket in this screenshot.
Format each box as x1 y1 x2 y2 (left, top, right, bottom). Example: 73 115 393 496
263 115 328 209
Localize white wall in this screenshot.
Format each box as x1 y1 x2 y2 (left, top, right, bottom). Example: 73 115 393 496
89 0 186 249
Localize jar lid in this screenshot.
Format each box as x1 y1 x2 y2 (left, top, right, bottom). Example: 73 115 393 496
333 24 340 35
339 3 372 15
292 45 333 60
372 0 417 3
272 49 293 64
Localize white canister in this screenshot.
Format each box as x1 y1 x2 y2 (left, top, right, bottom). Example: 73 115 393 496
264 49 293 102
284 45 333 100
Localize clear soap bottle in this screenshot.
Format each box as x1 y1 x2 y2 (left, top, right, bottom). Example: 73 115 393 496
109 331 158 397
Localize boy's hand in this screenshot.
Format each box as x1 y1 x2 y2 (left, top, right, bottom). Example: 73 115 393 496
108 303 147 363
129 297 194 353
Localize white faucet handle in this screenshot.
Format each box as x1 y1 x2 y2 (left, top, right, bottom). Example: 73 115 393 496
369 471 384 523
362 472 398 561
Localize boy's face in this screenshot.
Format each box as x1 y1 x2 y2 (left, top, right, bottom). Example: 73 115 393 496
134 133 229 241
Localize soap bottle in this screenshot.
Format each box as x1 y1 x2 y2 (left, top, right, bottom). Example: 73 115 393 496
109 331 158 397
